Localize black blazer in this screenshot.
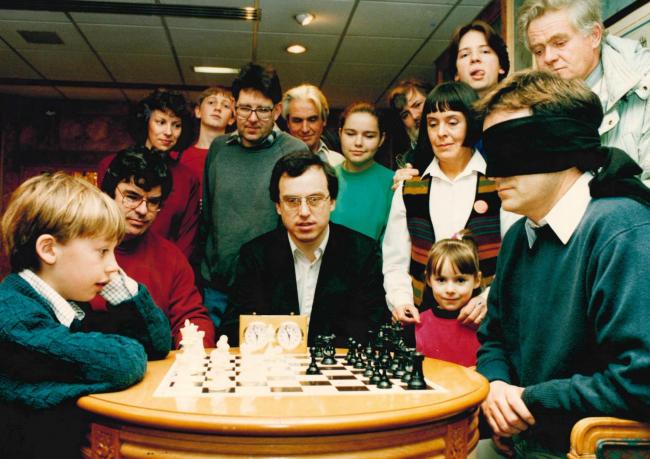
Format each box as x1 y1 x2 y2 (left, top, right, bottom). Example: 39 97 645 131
221 223 389 346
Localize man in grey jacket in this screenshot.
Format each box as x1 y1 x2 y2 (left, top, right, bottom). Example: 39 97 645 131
519 0 650 186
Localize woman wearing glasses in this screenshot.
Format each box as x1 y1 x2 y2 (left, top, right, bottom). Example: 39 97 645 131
330 102 394 240
97 89 200 259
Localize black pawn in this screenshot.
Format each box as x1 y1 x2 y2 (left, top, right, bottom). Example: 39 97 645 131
353 344 366 369
376 367 392 389
407 352 427 390
306 351 321 375
345 338 356 364
369 360 382 385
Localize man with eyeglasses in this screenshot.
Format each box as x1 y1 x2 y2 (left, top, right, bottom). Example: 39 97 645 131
220 152 388 347
96 146 215 349
199 63 310 330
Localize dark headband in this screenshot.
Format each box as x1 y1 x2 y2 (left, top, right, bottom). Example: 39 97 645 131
483 115 605 177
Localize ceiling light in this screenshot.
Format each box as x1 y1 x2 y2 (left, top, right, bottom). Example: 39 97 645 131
286 44 307 54
294 13 314 26
193 66 240 74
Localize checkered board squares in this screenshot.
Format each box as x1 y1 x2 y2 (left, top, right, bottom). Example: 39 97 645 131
153 354 445 398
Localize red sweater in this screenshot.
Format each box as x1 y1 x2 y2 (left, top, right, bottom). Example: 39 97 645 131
415 307 479 367
91 231 215 348
178 144 208 192
98 153 200 259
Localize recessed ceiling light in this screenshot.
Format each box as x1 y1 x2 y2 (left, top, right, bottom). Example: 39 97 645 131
193 66 240 74
294 13 314 26
286 44 307 54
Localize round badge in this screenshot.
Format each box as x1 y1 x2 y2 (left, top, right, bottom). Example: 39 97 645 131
473 200 488 214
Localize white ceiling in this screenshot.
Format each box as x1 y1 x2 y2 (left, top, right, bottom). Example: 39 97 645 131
0 0 493 108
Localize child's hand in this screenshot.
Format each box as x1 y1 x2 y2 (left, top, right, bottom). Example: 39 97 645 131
457 295 487 328
393 304 421 324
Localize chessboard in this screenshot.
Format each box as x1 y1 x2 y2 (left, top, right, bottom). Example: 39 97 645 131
154 353 445 398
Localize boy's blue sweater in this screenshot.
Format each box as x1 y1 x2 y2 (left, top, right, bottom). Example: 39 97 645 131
0 273 171 409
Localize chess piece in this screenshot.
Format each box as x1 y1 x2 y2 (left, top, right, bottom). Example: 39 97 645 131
376 367 392 389
407 352 427 390
321 335 337 365
353 343 365 369
345 337 356 364
312 335 324 358
306 348 322 375
369 355 382 385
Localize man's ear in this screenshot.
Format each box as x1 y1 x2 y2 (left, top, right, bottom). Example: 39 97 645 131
194 105 202 120
378 132 386 148
276 201 282 216
590 23 604 49
454 74 460 82
35 234 58 266
272 103 283 121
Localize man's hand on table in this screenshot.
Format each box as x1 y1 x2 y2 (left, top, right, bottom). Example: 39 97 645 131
481 380 535 437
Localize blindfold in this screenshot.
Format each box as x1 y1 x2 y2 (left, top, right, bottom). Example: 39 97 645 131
483 115 605 177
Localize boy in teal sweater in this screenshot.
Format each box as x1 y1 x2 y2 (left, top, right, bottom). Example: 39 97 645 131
0 172 171 458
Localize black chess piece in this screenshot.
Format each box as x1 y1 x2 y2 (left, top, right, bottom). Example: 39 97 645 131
321 335 337 365
392 348 407 378
306 349 322 375
376 367 392 389
353 343 365 369
346 338 358 365
312 335 324 358
407 352 427 390
369 356 382 385
401 350 415 383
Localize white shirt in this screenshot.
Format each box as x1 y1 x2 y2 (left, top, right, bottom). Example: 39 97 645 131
382 151 521 311
525 172 593 248
19 269 85 327
288 226 330 319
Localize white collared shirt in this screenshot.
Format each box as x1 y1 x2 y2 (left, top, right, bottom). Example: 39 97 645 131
525 172 594 248
316 141 344 167
288 226 331 318
382 151 520 311
19 269 85 327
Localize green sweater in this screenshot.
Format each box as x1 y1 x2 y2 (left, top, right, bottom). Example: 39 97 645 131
477 197 650 454
331 162 394 240
200 132 309 290
0 274 171 457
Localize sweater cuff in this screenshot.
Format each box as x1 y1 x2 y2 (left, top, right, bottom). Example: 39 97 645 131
476 358 512 384
521 380 566 411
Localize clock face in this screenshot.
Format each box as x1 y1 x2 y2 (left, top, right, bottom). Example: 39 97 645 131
276 321 303 350
243 321 270 350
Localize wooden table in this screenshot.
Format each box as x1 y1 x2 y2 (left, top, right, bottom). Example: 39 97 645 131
78 351 488 458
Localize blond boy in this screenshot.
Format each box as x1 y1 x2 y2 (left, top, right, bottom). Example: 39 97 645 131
0 172 170 458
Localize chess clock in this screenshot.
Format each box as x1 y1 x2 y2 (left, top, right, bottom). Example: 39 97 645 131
242 320 270 351
276 321 304 351
239 314 308 354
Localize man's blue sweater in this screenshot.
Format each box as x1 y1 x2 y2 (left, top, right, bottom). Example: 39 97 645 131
477 197 650 453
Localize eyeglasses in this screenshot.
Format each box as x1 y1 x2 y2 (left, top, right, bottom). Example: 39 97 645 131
281 194 330 211
116 187 162 212
236 105 274 120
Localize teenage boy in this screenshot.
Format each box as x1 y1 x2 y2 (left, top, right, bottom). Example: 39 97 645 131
99 146 215 348
0 172 170 458
475 70 650 457
200 63 310 328
180 86 236 190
